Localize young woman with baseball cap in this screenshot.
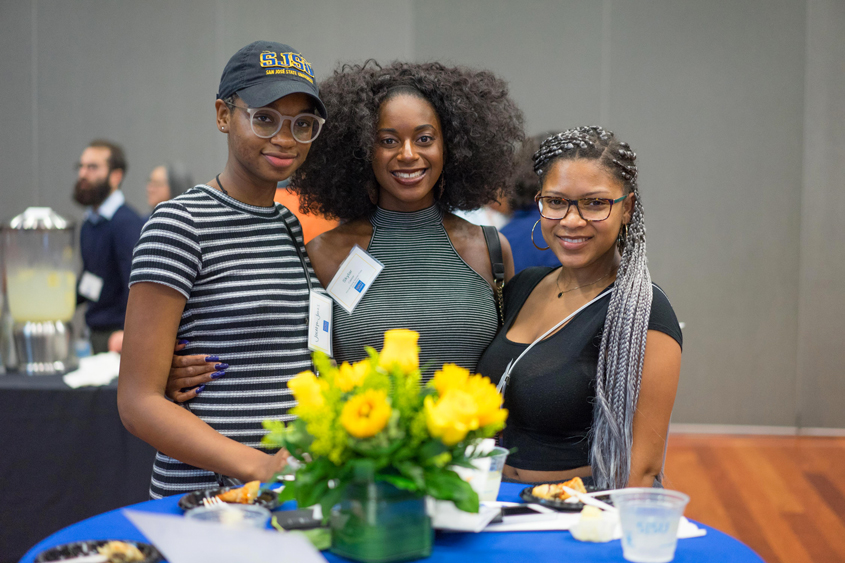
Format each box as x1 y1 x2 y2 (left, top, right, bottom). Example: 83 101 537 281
117 41 327 498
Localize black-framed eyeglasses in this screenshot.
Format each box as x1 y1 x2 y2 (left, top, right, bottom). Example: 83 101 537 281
536 194 628 222
225 102 325 143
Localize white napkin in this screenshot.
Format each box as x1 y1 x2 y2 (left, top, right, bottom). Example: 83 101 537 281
675 517 707 539
124 510 328 563
481 502 706 539
482 502 580 532
63 352 121 388
431 500 502 532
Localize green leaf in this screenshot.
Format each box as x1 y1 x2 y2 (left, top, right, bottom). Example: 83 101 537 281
298 479 330 509
313 351 335 376
395 461 426 488
364 346 379 363
425 469 479 513
418 439 448 461
449 458 477 470
347 458 376 483
376 474 418 492
276 483 296 503
318 485 345 525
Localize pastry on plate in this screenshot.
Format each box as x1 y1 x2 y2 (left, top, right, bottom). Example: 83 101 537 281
216 480 261 504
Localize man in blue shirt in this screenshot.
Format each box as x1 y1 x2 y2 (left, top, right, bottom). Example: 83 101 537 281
74 140 144 353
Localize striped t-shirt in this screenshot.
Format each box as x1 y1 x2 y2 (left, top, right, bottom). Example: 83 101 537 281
129 185 319 498
332 205 499 382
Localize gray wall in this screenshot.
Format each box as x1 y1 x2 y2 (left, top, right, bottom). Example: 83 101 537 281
797 0 845 429
1 0 842 429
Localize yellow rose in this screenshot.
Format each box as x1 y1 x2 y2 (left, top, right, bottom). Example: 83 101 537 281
463 375 508 428
336 360 370 392
340 389 392 439
424 389 481 446
429 363 470 395
288 371 324 410
378 329 419 372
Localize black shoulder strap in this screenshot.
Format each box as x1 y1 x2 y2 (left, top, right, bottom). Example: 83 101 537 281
481 225 505 326
279 211 313 293
481 226 504 285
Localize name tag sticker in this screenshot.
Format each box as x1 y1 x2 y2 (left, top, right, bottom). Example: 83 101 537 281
308 291 333 356
326 245 384 314
78 271 104 302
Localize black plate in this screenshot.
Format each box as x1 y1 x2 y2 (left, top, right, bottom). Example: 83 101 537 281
178 486 281 512
519 485 613 512
35 540 161 562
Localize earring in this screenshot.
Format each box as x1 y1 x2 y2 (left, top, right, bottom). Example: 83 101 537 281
437 176 446 199
220 126 225 131
531 219 550 251
617 223 629 251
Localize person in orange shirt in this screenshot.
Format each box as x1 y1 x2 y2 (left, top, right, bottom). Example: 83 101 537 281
274 179 337 243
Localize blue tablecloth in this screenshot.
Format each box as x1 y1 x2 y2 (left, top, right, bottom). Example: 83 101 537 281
22 483 763 563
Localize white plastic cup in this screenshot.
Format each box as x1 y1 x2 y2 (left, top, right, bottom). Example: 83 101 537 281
610 488 690 563
477 446 508 502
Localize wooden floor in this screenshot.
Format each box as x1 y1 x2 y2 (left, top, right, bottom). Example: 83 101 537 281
664 434 845 563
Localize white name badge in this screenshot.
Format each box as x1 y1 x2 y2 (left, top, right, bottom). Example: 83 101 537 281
326 245 384 314
78 271 104 302
307 290 334 356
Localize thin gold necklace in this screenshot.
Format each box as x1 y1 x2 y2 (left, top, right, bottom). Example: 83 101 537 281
556 270 612 298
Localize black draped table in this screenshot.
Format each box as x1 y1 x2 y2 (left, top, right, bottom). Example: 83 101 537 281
0 373 156 563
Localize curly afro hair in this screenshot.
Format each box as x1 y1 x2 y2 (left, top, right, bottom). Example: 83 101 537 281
291 60 525 221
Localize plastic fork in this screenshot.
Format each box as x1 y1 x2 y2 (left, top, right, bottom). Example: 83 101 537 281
561 485 618 513
202 496 229 508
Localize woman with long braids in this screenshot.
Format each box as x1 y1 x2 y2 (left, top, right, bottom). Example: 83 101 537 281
476 126 682 489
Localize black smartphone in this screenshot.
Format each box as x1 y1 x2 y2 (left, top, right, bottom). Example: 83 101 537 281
271 508 325 530
502 505 546 517
488 503 557 526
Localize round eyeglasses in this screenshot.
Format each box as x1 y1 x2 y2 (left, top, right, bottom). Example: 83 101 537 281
225 102 325 143
536 194 628 222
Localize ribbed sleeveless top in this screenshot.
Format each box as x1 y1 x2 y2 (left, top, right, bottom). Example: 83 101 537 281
332 205 499 382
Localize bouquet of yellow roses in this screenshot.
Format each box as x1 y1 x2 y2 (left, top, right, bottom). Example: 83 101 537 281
262 329 508 519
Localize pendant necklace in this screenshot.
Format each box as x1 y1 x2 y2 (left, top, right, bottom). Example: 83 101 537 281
556 270 612 298
215 174 229 196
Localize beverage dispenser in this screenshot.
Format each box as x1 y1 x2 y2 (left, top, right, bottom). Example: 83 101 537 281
3 207 77 374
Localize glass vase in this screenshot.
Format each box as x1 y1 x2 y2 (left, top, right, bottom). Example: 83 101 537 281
330 480 433 563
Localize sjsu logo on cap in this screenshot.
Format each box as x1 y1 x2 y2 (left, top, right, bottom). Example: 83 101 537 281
260 51 315 83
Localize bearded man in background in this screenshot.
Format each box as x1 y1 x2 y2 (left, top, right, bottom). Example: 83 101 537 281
74 140 144 353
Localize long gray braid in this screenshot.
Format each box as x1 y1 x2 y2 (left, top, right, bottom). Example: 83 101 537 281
533 126 653 489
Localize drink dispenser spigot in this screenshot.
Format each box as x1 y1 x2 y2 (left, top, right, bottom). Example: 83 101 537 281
3 207 78 374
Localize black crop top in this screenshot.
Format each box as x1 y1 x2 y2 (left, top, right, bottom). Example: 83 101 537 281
476 267 682 472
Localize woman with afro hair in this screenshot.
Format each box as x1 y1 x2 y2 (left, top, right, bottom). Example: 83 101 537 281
298 61 524 380
163 61 524 394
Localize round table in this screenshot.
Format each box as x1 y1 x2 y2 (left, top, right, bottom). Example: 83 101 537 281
0 373 155 563
22 483 764 563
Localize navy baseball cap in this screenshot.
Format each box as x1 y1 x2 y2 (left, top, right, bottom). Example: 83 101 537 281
217 41 327 118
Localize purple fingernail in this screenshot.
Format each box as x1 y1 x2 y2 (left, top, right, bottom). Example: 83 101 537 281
205 356 220 362
215 363 229 370
211 371 225 379
195 384 206 395
178 339 190 345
